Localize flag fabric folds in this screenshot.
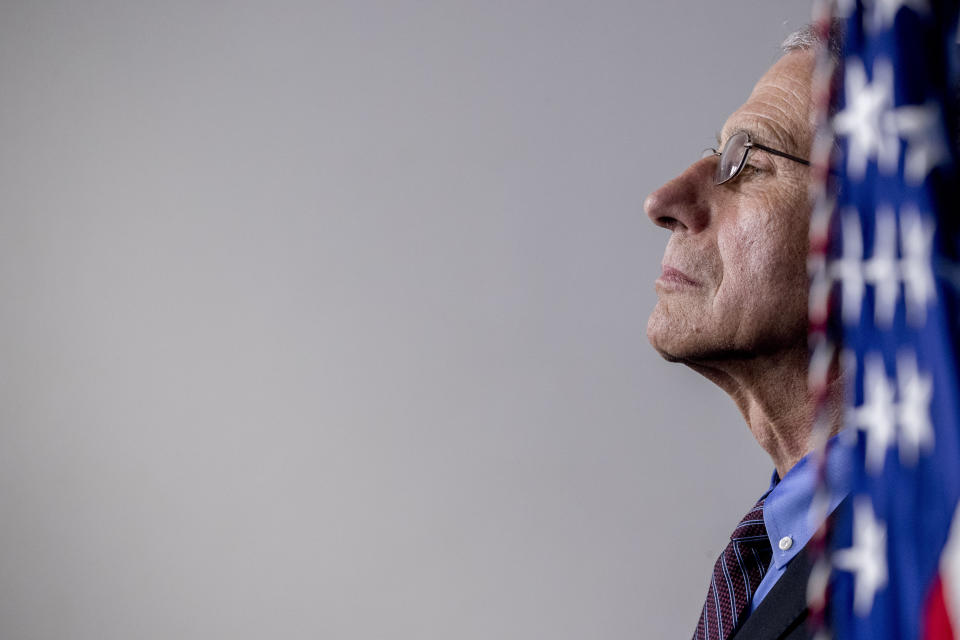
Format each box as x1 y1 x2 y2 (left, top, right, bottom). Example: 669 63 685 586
823 1 960 638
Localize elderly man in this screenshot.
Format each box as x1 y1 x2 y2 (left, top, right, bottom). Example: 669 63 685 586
645 26 848 640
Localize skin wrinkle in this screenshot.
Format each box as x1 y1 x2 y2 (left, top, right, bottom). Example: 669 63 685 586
645 49 842 477
769 83 811 120
733 74 814 157
721 115 797 157
774 76 809 99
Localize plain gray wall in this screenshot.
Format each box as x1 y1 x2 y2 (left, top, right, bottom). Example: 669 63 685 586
0 1 814 638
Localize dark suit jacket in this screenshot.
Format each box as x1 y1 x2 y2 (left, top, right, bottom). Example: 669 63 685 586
729 545 816 640
730 492 851 640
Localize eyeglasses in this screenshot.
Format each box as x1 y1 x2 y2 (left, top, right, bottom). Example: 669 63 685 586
706 130 810 185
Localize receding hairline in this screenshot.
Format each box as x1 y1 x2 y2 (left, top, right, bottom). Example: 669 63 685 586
780 20 845 61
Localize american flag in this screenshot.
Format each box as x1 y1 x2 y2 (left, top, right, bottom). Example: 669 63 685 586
814 0 960 637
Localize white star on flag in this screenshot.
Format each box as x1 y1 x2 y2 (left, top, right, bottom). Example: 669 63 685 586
895 102 950 185
833 208 866 326
834 497 889 616
854 353 898 475
868 0 930 32
833 58 900 180
864 207 901 327
899 205 937 325
895 349 934 465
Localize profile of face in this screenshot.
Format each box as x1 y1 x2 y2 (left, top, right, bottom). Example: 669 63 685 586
646 50 817 365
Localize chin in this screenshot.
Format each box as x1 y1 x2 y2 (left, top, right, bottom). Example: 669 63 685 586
646 309 693 362
648 332 697 363
646 306 730 364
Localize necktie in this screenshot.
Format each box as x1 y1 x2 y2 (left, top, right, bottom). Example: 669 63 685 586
693 497 773 640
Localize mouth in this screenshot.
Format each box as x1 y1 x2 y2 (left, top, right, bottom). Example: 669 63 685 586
656 265 701 289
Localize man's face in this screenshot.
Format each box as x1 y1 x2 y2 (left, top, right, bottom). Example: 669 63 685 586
646 50 816 364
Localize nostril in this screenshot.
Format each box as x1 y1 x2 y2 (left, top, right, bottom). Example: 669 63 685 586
656 216 680 231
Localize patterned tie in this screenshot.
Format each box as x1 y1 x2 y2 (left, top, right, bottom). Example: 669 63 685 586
693 496 773 640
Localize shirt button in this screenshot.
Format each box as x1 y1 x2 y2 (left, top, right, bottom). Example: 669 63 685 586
778 536 793 551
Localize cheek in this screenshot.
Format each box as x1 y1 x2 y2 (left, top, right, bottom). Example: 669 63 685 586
716 210 808 308
717 216 773 298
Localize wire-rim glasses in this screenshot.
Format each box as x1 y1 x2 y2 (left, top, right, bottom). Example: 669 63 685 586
706 131 810 185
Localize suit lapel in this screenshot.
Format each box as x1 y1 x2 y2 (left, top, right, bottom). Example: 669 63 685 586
730 490 852 639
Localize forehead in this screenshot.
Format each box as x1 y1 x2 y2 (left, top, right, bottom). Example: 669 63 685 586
719 50 816 157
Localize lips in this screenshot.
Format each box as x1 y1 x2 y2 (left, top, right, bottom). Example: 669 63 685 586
658 265 701 287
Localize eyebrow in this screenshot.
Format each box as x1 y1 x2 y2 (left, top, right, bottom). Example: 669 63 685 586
717 124 800 157
717 126 764 147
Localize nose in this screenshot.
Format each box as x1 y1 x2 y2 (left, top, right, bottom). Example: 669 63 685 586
644 157 714 233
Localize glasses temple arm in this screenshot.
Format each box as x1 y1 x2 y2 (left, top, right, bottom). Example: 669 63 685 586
747 142 810 166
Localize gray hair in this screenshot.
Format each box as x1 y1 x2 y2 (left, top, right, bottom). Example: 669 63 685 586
781 20 847 123
781 20 846 62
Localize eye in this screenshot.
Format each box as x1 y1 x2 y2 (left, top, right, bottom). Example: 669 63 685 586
739 163 768 179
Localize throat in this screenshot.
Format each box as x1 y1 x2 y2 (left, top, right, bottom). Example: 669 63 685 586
744 400 815 478
687 348 841 478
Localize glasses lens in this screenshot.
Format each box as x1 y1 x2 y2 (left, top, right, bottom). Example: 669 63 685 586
716 131 750 185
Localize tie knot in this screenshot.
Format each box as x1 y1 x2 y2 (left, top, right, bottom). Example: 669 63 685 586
730 497 767 542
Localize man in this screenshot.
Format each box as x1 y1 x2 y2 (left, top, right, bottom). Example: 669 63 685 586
645 26 849 640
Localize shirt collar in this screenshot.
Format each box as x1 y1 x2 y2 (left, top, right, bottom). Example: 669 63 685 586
760 435 852 569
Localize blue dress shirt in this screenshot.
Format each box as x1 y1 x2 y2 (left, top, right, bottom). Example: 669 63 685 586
749 437 852 613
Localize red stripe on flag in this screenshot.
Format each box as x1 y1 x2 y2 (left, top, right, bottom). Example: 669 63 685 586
923 573 954 640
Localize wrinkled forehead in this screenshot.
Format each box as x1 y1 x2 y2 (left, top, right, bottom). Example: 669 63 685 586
718 50 817 159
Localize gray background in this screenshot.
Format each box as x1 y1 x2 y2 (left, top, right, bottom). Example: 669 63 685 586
0 1 813 638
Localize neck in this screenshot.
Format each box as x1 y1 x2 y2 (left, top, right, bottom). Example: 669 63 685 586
686 346 845 478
